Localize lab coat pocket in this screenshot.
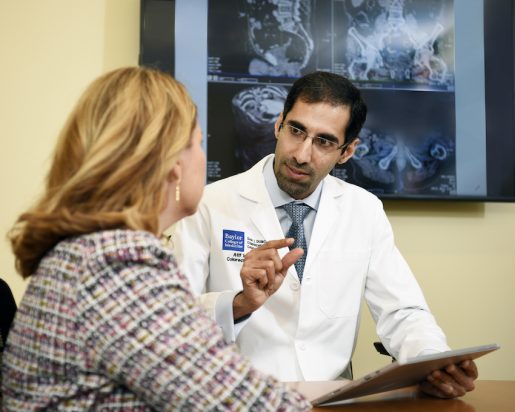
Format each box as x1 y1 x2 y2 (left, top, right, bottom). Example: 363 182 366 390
316 250 370 319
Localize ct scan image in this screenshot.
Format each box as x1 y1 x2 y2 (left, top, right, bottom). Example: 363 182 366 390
207 82 289 182
333 0 455 91
333 88 456 196
208 0 316 82
232 84 288 170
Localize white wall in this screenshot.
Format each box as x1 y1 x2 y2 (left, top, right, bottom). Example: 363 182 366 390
0 0 139 300
353 201 515 380
1 0 513 381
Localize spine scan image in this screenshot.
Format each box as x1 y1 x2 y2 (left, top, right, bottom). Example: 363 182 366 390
342 0 454 89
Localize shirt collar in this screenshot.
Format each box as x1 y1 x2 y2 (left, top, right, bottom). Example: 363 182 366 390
263 155 323 211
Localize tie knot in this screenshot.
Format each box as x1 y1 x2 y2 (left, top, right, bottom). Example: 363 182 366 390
283 202 311 224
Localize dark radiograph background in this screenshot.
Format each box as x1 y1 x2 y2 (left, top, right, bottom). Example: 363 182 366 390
207 0 457 197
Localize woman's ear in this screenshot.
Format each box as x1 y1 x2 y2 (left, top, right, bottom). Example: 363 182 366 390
167 161 182 184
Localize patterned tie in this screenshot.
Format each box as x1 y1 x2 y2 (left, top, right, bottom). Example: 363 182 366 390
283 202 311 282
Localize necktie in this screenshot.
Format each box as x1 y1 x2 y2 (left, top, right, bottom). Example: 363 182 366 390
283 202 311 282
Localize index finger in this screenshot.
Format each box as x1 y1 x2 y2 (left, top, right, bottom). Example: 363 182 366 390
258 238 295 251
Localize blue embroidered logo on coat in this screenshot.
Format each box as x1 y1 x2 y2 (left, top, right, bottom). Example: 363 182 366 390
222 230 245 251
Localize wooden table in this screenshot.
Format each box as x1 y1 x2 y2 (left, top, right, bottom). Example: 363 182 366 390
311 381 515 411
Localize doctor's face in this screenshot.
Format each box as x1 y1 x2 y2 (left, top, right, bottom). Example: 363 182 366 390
273 100 357 200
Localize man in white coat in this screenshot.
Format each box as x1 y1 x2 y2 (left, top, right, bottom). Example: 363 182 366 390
174 71 477 398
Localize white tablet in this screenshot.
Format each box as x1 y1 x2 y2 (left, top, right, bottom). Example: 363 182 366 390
287 343 500 406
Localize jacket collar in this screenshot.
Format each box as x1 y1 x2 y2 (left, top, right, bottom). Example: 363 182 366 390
237 154 276 204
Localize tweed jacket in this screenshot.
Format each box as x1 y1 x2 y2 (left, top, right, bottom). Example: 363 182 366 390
1 229 309 411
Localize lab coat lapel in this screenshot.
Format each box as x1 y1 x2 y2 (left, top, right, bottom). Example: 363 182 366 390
305 176 344 272
237 156 285 253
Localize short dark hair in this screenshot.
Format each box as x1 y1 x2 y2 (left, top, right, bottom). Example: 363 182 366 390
282 71 367 146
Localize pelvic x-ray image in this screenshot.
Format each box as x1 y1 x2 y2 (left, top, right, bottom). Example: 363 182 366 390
333 89 456 196
334 0 455 90
208 0 315 81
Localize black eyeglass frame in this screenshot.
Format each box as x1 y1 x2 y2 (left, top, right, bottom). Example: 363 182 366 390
279 122 353 154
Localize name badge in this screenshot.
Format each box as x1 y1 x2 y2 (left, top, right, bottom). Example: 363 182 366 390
222 229 245 252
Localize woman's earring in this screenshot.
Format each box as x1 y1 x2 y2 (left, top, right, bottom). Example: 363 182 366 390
176 184 181 202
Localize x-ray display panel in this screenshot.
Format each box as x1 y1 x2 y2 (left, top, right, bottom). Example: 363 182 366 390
141 0 515 200
206 0 459 198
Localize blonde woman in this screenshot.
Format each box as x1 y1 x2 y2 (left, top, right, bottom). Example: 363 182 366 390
1 67 310 411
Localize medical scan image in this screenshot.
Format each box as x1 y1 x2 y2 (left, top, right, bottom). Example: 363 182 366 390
331 87 457 196
208 0 317 80
336 127 456 195
337 0 454 90
206 0 459 197
241 0 315 77
232 85 288 170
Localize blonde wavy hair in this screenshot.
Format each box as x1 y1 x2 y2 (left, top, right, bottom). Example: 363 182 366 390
9 67 197 278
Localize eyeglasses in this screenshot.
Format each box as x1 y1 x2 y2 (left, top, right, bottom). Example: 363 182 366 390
280 122 351 155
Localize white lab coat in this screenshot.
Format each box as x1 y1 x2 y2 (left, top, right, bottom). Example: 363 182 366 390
174 155 449 381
